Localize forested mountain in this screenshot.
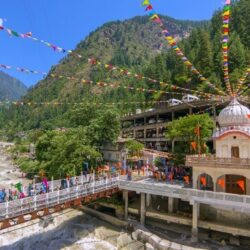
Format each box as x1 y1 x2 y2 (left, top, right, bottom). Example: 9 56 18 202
0 71 27 100
2 0 250 132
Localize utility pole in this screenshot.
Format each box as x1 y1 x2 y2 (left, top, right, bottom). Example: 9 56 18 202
197 123 201 155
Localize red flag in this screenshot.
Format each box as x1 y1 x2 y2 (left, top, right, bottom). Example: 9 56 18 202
237 180 245 191
200 176 206 186
194 126 200 136
145 5 153 11
191 141 197 151
183 176 190 184
217 178 225 188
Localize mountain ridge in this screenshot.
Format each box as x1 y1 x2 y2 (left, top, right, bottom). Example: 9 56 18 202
0 71 27 101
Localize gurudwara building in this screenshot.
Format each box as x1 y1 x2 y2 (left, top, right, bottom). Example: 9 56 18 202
185 98 250 238
187 98 250 195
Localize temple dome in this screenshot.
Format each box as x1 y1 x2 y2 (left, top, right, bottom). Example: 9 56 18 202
218 99 250 127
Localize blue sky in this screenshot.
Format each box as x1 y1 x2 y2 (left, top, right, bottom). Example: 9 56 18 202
0 0 222 87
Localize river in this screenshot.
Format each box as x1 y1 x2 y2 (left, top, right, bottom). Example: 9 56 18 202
0 209 144 250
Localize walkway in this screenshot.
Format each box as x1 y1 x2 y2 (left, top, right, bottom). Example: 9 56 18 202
119 178 250 212
0 174 119 230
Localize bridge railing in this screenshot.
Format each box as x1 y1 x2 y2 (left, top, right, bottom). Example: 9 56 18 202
21 174 92 195
0 176 119 220
118 180 250 210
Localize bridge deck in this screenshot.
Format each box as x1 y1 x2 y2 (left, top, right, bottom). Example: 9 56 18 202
118 178 250 212
1 175 250 230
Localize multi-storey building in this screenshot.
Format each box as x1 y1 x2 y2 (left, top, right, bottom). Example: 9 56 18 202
121 100 225 152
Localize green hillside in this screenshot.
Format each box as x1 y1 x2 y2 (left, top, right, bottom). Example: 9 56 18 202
1 0 250 132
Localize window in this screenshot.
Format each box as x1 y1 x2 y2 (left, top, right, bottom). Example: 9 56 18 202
231 146 239 158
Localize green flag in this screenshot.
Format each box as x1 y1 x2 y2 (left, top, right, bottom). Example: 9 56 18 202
15 182 22 192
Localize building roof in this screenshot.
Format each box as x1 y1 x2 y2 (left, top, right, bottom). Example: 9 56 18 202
218 98 250 127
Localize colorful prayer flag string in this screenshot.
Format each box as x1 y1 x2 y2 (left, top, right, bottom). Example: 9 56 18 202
222 0 233 96
0 24 71 54
88 58 225 99
0 99 222 109
235 67 250 96
140 0 227 96
0 63 47 76
0 61 225 100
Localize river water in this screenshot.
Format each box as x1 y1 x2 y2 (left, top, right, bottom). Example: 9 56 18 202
1 208 245 250
0 147 144 250
0 209 143 250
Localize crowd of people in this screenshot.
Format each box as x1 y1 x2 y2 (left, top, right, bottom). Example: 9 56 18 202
126 163 191 185
0 177 51 203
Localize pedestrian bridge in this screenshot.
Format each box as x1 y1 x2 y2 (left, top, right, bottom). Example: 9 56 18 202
1 175 250 231
0 174 119 230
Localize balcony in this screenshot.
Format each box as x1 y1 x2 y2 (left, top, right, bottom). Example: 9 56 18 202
186 155 250 169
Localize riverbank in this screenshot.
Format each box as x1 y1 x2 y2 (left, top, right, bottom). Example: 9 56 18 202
0 208 144 250
0 146 29 189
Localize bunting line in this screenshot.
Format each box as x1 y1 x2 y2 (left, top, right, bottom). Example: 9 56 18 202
0 100 222 110
0 61 225 99
141 0 227 96
0 63 47 76
88 58 225 99
222 0 233 96
0 24 72 54
236 67 250 96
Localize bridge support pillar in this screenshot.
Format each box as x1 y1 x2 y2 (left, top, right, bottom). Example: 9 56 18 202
146 193 151 208
123 190 128 220
140 193 146 225
168 197 174 213
191 201 199 242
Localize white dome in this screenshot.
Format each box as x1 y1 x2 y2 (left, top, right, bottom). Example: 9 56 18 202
218 99 250 127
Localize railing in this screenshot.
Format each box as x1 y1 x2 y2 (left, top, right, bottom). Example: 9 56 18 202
186 155 250 168
118 180 250 211
0 175 119 220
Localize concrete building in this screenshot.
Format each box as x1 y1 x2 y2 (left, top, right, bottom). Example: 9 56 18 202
121 100 224 152
119 99 250 243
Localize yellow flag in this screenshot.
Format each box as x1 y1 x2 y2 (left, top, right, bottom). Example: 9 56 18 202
150 14 158 20
142 0 150 6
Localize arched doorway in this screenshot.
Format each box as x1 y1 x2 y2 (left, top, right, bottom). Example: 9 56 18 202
231 146 239 158
197 173 214 191
217 175 246 195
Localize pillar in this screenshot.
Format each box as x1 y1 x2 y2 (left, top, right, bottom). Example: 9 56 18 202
146 193 151 208
213 181 217 192
156 127 159 138
123 190 128 220
171 140 175 153
168 197 174 213
189 107 193 115
171 111 175 121
140 193 146 225
191 202 199 242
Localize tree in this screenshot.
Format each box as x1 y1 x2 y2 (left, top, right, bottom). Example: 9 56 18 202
35 130 102 178
166 114 214 163
125 139 144 157
86 108 121 147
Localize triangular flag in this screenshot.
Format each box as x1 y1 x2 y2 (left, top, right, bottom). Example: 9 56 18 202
142 0 150 6
200 176 207 186
237 180 245 191
217 178 225 188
